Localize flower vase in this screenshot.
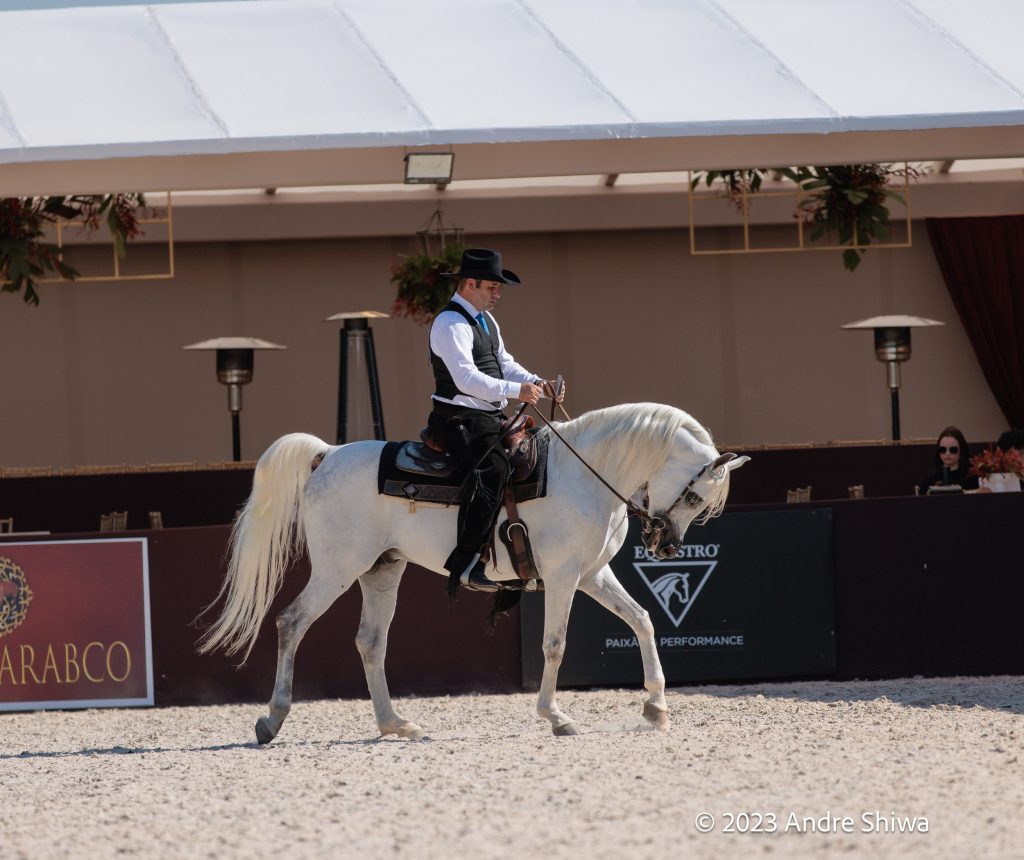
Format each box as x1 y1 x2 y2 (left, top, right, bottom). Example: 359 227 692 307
979 472 1023 493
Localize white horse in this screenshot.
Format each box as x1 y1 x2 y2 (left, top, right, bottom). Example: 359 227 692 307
198 402 749 743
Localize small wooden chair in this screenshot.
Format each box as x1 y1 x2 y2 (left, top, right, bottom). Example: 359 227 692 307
99 511 128 532
0 516 13 534
848 484 865 499
786 486 812 503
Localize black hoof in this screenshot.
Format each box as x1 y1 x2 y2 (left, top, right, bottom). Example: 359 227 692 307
255 717 276 745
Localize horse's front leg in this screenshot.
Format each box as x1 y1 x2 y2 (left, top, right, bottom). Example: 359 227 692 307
536 568 582 736
579 563 669 730
355 558 424 740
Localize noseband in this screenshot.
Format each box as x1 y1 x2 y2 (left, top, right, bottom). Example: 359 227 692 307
632 463 714 558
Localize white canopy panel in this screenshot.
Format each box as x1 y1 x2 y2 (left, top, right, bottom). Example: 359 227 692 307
0 0 1021 191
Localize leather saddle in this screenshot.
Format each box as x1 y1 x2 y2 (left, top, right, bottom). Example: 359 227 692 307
379 414 548 510
379 413 548 580
399 412 539 482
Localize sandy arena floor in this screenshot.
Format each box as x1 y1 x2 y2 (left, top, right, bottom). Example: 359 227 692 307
1 676 1021 859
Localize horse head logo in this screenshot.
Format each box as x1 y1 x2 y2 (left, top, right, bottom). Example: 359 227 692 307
649 572 691 615
632 560 717 627
0 557 33 638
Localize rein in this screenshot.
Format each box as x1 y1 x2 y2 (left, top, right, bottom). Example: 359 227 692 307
528 402 639 513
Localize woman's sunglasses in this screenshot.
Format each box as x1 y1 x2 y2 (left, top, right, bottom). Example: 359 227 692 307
938 445 959 454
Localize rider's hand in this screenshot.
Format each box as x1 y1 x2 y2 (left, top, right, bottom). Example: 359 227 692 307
517 382 543 405
543 379 566 403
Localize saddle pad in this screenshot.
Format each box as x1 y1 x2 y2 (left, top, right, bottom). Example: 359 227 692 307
377 432 549 506
395 442 455 478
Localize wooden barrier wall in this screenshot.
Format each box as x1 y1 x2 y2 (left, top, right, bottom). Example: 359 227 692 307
0 440 955 535
2 448 1021 709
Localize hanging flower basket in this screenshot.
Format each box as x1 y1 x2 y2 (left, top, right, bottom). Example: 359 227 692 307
389 243 464 325
389 206 465 325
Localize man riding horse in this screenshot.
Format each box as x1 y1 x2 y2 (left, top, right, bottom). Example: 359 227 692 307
427 248 562 595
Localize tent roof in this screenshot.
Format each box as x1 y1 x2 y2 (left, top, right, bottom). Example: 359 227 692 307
1 0 1022 194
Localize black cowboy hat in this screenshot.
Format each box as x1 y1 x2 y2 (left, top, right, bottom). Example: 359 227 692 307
442 248 521 285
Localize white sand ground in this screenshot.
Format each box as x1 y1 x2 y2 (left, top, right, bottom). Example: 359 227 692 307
1 676 1021 860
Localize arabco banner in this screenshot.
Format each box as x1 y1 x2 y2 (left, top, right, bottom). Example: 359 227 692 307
0 538 153 711
521 509 835 687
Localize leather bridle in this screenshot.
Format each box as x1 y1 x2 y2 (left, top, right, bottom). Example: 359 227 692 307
632 463 714 559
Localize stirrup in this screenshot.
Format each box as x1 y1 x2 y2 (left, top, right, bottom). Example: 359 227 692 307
460 564 501 592
460 565 537 593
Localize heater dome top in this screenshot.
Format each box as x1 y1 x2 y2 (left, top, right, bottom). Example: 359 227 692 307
182 337 287 350
841 315 944 330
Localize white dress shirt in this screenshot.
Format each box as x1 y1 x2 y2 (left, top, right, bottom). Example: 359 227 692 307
430 292 541 411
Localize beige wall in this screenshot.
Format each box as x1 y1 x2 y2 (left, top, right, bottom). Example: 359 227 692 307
0 220 1008 469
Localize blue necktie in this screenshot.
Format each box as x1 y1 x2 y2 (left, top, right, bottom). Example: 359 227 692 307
475 312 490 334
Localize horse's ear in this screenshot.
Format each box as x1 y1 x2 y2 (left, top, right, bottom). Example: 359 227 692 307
724 454 750 472
711 453 750 474
711 453 735 470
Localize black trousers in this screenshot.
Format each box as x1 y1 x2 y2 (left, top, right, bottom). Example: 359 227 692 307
429 403 510 573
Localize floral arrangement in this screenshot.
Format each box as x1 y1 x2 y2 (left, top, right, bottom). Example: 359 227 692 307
690 163 922 271
389 243 464 325
968 447 1024 479
1 193 149 306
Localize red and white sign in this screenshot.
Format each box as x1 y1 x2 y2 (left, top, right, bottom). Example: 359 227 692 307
0 538 153 711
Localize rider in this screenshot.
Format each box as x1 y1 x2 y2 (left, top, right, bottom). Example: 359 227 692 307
428 248 559 595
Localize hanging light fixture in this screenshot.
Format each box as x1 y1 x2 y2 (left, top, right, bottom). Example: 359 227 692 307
404 152 454 187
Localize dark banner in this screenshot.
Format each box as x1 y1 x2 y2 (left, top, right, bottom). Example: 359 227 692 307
521 508 835 687
0 538 153 711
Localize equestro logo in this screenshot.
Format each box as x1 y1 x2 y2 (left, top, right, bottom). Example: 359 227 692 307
632 559 717 627
0 556 33 638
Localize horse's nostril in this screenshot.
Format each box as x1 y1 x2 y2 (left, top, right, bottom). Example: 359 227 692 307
662 545 676 558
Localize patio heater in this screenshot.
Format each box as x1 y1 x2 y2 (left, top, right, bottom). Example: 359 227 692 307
182 337 286 460
841 315 944 441
324 311 389 443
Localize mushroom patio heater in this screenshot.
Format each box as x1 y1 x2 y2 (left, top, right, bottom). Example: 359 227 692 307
841 315 944 441
182 337 286 460
324 311 388 443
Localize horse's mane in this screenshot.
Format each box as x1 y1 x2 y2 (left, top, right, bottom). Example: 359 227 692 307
553 402 719 498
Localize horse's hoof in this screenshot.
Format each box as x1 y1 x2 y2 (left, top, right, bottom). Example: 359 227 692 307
255 717 277 745
396 722 425 741
642 702 670 731
552 721 579 737
380 720 426 741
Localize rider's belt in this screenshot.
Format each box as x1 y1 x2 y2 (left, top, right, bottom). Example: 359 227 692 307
430 399 502 415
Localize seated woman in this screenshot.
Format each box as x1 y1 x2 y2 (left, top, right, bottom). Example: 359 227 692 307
918 425 979 494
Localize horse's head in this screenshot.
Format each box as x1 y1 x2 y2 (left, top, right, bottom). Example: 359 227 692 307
641 450 750 560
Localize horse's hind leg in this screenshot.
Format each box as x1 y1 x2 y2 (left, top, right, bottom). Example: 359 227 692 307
579 564 669 730
355 555 424 740
256 564 357 745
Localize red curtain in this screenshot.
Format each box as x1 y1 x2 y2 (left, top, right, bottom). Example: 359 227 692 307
926 215 1024 430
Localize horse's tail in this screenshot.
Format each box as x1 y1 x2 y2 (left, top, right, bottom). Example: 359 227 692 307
198 432 331 662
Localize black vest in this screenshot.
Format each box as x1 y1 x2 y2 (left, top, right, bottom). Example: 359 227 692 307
430 301 503 401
